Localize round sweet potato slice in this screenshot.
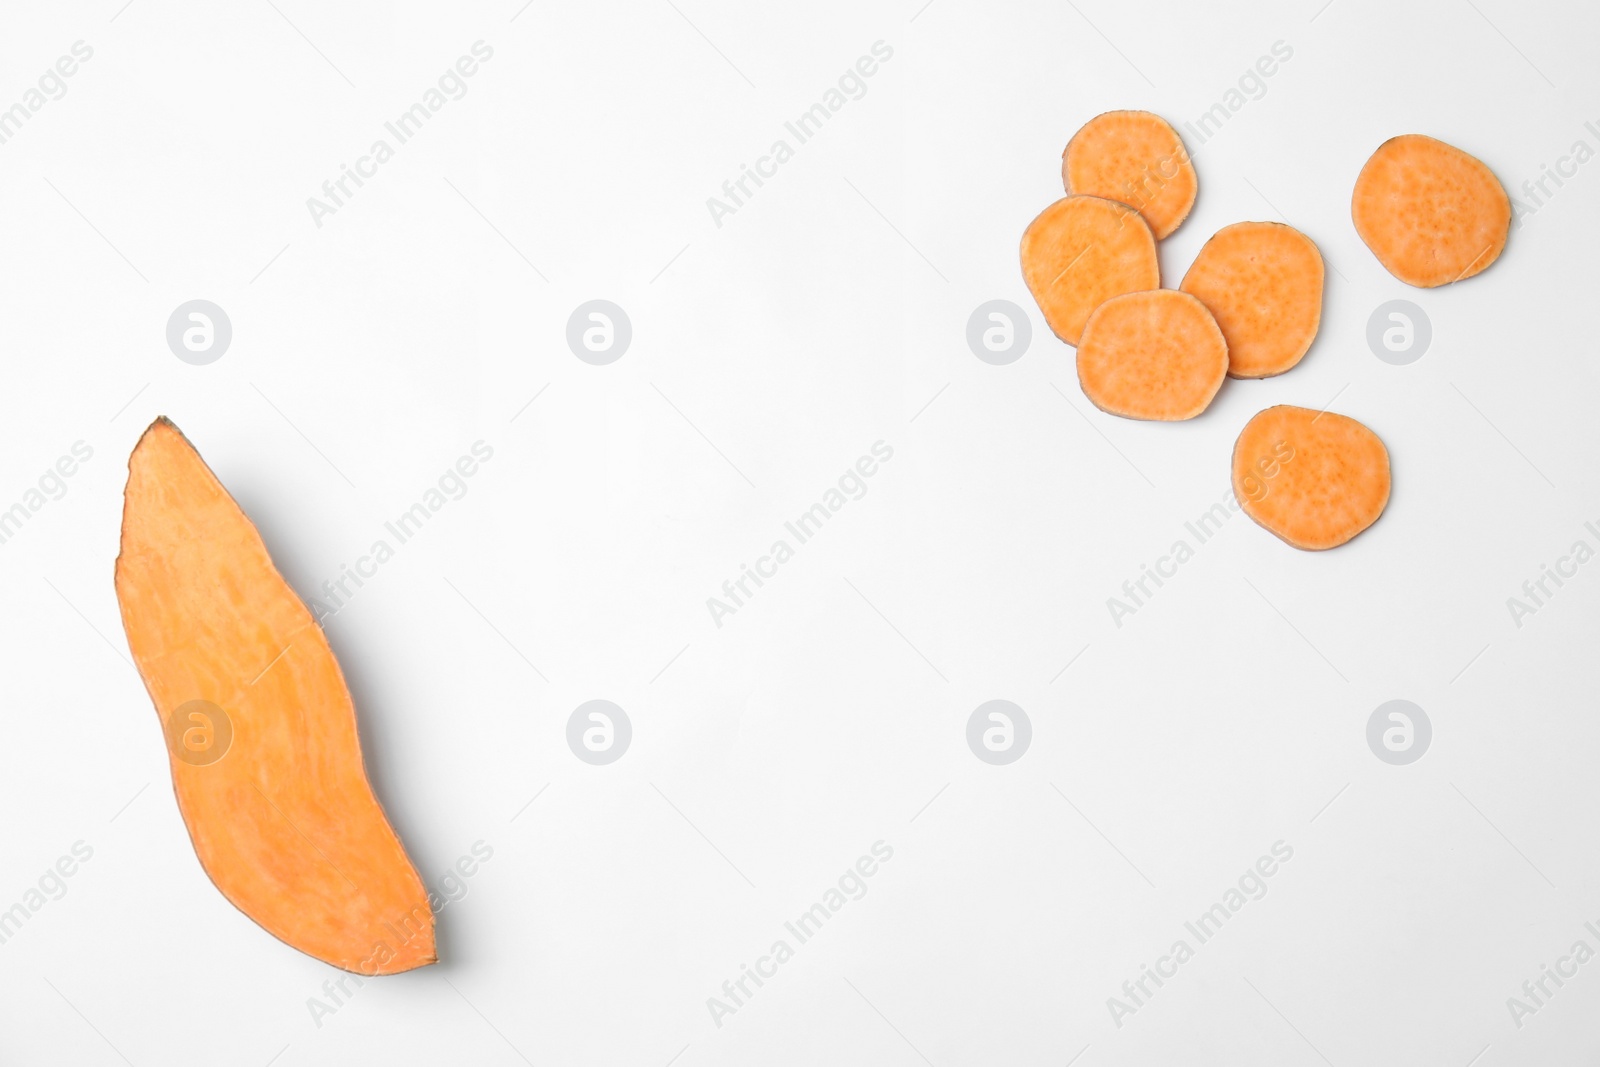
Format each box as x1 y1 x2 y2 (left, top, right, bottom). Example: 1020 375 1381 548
1063 110 1197 239
1180 221 1325 379
1020 195 1159 347
1076 290 1227 421
1351 134 1510 287
1233 405 1391 550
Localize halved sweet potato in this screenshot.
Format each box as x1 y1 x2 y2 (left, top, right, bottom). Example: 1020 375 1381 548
1077 290 1227 421
1352 134 1510 287
1021 195 1159 346
1180 221 1325 379
1063 110 1197 239
115 418 434 975
1233 405 1390 550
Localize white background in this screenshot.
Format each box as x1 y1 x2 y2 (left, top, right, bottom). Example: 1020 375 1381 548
0 0 1597 1063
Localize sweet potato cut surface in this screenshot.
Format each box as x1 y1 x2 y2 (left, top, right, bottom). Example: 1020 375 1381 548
1077 290 1227 421
1180 222 1325 379
1063 110 1196 239
1021 195 1159 347
1351 134 1510 287
1233 405 1390 550
115 418 434 975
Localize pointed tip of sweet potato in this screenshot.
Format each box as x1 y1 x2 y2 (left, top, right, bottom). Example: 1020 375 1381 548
382 940 440 975
140 414 177 438
127 418 199 484
347 923 438 975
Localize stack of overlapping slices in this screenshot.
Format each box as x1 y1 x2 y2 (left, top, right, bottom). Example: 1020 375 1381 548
1021 112 1510 550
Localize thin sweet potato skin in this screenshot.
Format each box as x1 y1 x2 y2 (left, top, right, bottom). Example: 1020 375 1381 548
115 418 434 975
1351 134 1510 287
1020 194 1160 347
1234 405 1390 550
1180 221 1324 379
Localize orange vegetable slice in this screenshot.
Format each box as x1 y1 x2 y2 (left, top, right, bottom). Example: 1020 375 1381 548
1351 134 1510 287
1020 195 1160 347
1233 405 1391 550
115 418 435 975
1076 289 1227 421
1063 110 1197 239
1180 221 1325 379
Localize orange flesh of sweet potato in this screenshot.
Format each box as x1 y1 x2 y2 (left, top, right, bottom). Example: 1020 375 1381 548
1063 110 1197 239
1233 405 1390 550
1021 195 1160 347
1076 289 1227 421
114 418 434 975
1351 134 1510 287
1180 221 1325 379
